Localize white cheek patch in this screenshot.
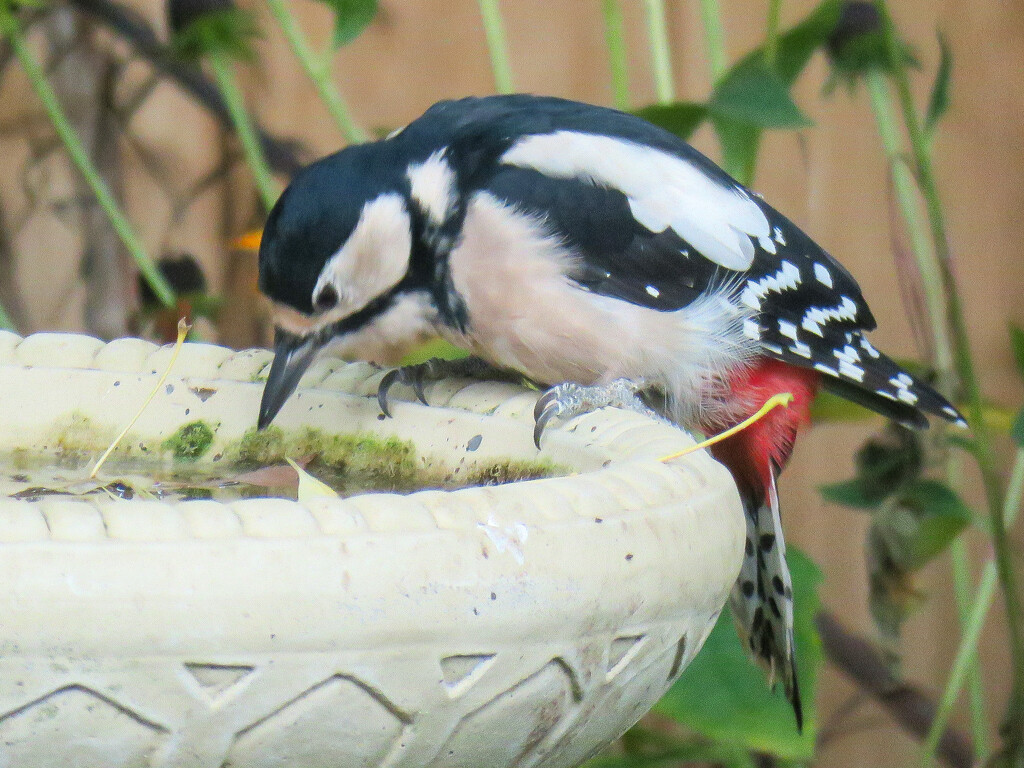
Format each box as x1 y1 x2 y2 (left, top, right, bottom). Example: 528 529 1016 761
327 293 439 365
501 131 771 271
314 192 412 323
407 149 457 226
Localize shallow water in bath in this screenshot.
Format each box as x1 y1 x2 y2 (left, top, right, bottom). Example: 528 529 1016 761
0 456 420 502
0 454 559 503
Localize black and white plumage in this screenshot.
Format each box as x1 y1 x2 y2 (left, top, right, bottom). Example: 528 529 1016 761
255 94 965 728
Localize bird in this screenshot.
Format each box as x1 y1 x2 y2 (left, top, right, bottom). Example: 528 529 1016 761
254 94 965 729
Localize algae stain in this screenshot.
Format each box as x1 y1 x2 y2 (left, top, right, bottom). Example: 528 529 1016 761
162 420 215 461
232 427 418 484
465 459 558 486
50 412 116 460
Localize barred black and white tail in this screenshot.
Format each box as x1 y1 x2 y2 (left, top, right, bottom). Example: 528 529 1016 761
729 463 802 731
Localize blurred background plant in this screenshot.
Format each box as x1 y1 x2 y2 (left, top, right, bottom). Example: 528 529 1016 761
0 1 1021 766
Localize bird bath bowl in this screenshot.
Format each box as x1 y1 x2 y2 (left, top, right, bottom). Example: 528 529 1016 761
0 331 743 768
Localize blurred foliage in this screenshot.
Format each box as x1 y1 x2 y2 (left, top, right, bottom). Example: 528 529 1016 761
168 1 259 61
821 423 973 646
313 0 377 49
640 0 840 183
822 0 917 91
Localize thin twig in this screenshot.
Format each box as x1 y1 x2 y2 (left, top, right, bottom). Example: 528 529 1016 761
816 611 973 768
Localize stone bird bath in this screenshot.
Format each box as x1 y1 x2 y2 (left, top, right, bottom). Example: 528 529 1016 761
0 331 743 768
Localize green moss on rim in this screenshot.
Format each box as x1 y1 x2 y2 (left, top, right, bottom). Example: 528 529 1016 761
162 420 215 461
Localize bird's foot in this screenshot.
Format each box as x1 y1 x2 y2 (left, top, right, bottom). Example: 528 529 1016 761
533 379 661 448
377 356 515 417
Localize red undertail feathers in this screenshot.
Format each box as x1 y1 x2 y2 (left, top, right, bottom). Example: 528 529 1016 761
704 358 820 732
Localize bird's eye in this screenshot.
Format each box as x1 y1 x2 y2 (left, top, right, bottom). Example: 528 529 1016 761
313 284 339 313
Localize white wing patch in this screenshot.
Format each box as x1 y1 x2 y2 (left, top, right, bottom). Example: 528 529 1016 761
500 131 771 271
740 261 802 311
813 262 833 288
800 296 858 337
407 149 457 226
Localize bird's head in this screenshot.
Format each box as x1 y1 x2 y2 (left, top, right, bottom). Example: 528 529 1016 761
256 143 430 429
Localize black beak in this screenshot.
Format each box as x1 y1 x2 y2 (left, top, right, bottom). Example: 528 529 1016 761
257 327 325 430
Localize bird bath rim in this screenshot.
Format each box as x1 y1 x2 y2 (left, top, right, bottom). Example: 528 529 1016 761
0 331 745 768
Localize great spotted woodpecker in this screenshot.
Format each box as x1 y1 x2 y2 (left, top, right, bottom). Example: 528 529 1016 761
254 94 965 728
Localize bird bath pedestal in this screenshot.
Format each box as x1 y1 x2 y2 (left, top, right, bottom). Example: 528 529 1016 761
0 331 743 768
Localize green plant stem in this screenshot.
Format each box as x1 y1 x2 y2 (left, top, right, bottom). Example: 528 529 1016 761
265 0 366 143
477 0 514 94
877 4 1024 758
697 0 727 85
864 69 954 382
207 48 281 211
866 77 988 754
643 0 674 103
924 448 1024 764
765 0 782 70
0 6 175 308
601 0 630 111
949 535 991 762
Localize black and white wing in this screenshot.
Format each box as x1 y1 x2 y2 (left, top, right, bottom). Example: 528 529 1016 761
448 95 963 427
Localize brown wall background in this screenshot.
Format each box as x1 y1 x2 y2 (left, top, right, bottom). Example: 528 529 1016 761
1 1 1022 765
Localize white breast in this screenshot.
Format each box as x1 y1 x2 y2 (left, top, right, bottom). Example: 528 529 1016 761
444 193 758 426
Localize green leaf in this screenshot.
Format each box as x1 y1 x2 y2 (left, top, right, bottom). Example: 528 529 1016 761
735 0 843 86
313 0 377 49
583 737 755 768
653 549 823 760
897 479 973 567
819 478 881 510
924 31 953 134
633 102 708 142
1010 324 1024 383
711 115 761 186
710 63 812 129
1012 407 1024 448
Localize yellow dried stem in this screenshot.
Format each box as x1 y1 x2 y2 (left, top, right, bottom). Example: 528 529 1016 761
659 392 794 463
90 318 191 479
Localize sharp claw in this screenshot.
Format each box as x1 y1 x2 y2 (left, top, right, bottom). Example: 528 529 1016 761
533 389 554 422
412 369 429 406
377 369 399 418
534 398 559 449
